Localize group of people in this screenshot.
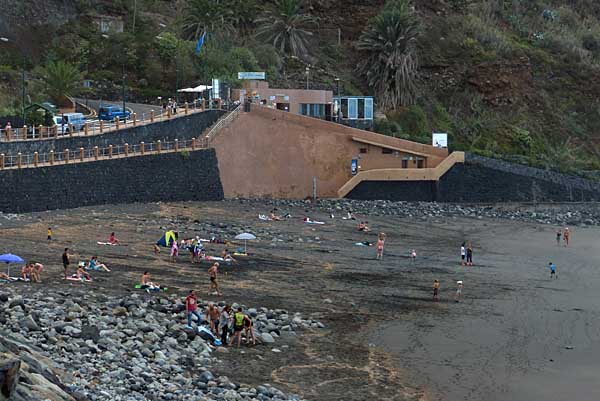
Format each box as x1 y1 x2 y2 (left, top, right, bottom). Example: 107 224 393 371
555 227 570 246
432 279 464 302
21 262 44 282
460 242 474 266
185 290 255 347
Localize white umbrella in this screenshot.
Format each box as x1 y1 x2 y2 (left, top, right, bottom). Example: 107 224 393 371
234 233 256 253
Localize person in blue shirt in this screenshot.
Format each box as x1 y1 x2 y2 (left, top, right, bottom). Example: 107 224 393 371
549 262 557 279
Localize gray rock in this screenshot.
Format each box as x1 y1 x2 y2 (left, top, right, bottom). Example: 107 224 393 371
19 315 40 331
260 333 275 344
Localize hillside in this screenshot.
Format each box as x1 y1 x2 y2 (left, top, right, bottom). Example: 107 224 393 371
0 0 599 174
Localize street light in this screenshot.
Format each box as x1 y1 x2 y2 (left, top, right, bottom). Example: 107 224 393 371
305 67 310 90
335 77 340 97
0 37 27 124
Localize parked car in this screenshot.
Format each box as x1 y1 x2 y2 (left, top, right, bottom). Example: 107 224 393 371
53 113 86 134
98 105 131 121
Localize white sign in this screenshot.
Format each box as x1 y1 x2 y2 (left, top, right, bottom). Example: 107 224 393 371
238 72 266 80
432 133 448 148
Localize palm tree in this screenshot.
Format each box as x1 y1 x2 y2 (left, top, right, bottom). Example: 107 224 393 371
39 61 81 106
180 0 235 40
356 0 421 110
255 0 317 59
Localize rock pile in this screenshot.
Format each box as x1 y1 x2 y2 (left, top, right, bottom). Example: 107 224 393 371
230 199 600 227
0 288 324 401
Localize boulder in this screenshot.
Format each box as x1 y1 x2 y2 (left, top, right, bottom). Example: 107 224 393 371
18 316 40 332
0 358 20 398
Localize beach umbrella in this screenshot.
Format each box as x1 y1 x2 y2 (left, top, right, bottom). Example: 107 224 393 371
0 253 24 277
234 233 256 253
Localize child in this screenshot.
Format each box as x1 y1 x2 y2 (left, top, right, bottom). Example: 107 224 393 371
410 249 417 261
549 262 557 279
556 230 562 246
47 227 52 241
454 281 463 302
170 240 178 263
433 279 440 301
460 243 466 266
376 233 386 260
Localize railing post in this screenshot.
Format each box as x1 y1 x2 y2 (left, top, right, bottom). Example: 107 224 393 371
64 149 70 164
140 142 145 155
204 135 209 148
33 152 38 167
53 125 58 138
79 147 84 162
115 118 120 130
0 154 4 170
37 125 43 139
49 151 54 165
68 124 73 137
217 99 222 109
99 120 104 133
84 123 89 136
5 127 10 141
108 145 113 158
201 99 206 111
191 137 196 150
17 153 21 169
167 108 172 119
94 146 99 160
133 113 137 127
22 125 27 140
156 140 161 153
174 139 179 151
150 110 154 123
184 102 189 115
124 143 129 156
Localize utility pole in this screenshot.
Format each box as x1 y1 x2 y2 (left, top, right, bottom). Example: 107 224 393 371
122 63 126 113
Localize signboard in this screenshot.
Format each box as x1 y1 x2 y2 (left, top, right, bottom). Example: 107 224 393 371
432 133 448 148
351 159 358 176
211 79 220 99
238 72 266 80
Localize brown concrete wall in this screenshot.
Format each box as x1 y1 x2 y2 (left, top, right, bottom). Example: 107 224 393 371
212 106 448 199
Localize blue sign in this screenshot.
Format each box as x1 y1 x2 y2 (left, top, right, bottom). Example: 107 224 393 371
351 159 358 176
238 72 266 80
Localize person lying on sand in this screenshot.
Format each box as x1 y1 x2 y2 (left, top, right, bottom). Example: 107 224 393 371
269 210 282 221
221 249 236 262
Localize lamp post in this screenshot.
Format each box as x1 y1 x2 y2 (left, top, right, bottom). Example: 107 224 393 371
335 77 340 97
0 37 26 124
305 67 310 90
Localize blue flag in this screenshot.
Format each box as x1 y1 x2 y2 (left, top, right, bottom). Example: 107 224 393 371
195 33 206 55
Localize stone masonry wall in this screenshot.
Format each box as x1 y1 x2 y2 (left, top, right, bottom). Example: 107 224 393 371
0 110 225 156
346 153 600 202
0 150 224 213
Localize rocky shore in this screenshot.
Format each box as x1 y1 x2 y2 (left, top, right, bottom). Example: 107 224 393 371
0 287 323 401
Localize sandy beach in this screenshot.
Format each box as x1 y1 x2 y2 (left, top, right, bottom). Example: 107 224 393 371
0 200 598 400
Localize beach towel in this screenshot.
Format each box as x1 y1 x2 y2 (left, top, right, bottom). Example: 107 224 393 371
97 242 118 246
65 276 93 283
258 214 272 221
305 220 325 225
134 284 167 292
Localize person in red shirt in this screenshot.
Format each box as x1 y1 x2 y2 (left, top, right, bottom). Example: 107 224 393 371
185 290 202 329
108 232 120 245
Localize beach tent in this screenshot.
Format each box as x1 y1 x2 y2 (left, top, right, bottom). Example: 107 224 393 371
156 230 178 248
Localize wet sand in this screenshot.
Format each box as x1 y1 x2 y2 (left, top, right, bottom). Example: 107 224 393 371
0 201 598 400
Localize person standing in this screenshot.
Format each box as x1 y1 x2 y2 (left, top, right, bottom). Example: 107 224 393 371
454 281 464 302
170 240 178 263
230 307 246 348
185 290 202 329
62 248 71 279
205 302 220 335
556 229 562 246
376 233 385 260
549 262 557 279
433 279 440 301
466 242 473 266
563 228 570 246
207 262 222 296
219 305 232 346
460 242 466 266
47 227 52 241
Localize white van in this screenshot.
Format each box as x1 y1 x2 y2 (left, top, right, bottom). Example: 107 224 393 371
53 113 86 134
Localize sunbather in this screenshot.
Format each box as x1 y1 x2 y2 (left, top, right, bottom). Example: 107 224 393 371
89 256 110 272
108 232 120 245
269 210 282 221
75 265 92 281
141 271 161 291
221 249 236 262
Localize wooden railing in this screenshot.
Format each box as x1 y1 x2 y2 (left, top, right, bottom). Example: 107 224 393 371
0 137 206 171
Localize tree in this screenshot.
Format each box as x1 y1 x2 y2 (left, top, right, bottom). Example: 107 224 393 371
356 0 421 111
255 0 317 59
180 0 236 40
39 61 82 106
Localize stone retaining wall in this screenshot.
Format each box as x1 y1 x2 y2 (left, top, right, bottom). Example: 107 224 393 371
0 150 224 213
346 153 600 202
0 110 225 156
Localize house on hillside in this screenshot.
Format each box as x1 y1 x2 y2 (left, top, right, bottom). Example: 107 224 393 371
92 15 124 33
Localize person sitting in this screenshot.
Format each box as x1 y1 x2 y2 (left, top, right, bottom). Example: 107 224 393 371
30 262 43 283
21 264 31 281
269 210 282 221
141 271 161 292
221 249 236 262
75 265 92 281
108 232 120 245
88 256 110 272
358 221 371 232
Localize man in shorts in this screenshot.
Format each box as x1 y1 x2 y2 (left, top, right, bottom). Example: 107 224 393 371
230 307 246 348
205 302 220 335
433 279 440 301
207 262 222 296
62 248 72 279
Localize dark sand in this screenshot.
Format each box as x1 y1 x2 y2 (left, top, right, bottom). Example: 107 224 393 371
0 201 598 401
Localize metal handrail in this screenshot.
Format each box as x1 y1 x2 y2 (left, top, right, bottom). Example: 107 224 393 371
202 105 241 147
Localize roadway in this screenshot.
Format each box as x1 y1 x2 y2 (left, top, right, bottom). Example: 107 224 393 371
74 98 161 120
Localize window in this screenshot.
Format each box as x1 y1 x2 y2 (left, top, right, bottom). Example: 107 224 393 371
341 99 348 119
299 104 309 115
358 98 365 119
382 148 393 154
348 98 358 119
402 159 408 168
364 98 374 119
417 158 425 168
311 104 324 118
359 148 368 154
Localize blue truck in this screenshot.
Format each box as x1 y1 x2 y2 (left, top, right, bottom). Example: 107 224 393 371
98 105 131 121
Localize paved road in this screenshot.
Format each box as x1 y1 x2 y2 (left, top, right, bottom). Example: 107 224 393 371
74 98 161 120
